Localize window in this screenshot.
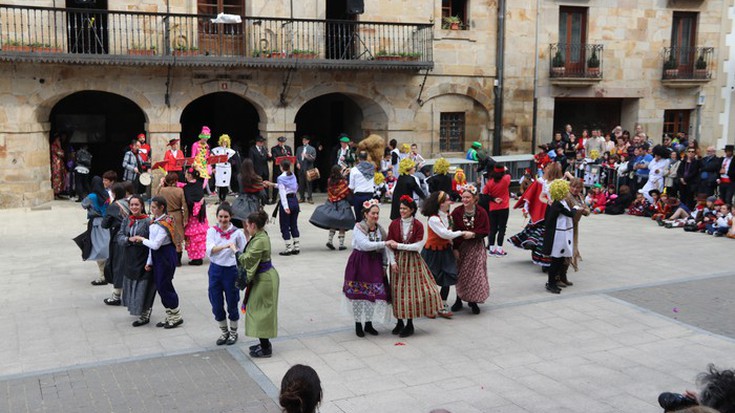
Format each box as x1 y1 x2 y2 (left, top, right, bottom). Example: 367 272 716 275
663 110 691 136
441 0 468 30
558 7 587 70
671 12 697 69
440 112 465 152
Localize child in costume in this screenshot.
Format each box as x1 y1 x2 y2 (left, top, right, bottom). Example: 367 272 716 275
373 171 388 202
309 165 355 250
384 169 397 201
451 168 467 201
627 192 650 216
706 201 732 236
541 179 580 294
191 126 212 193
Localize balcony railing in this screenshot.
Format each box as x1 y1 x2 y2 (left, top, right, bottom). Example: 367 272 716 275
0 4 433 70
549 43 604 79
662 46 714 80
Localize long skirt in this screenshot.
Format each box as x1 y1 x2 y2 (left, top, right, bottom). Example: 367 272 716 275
231 193 261 224
456 239 490 303
309 199 355 231
342 249 391 323
420 248 458 287
184 202 208 260
107 233 126 288
86 217 110 261
122 275 156 316
245 268 280 339
509 220 550 266
391 250 442 319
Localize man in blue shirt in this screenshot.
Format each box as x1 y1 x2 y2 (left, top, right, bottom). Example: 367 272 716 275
632 145 652 193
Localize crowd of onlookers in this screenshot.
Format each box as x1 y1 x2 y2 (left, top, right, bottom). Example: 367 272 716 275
532 123 735 239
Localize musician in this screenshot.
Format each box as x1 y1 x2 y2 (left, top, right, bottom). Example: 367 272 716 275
137 133 152 171
296 135 317 204
163 138 185 181
122 139 144 194
270 136 293 204
335 134 355 169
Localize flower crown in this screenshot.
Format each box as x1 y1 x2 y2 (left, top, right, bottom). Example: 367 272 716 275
399 195 414 203
458 184 477 195
362 199 380 209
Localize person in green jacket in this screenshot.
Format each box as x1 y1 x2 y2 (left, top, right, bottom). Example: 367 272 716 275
237 209 280 358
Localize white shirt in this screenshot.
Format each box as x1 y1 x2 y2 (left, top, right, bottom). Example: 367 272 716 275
349 166 374 193
143 215 172 266
206 224 247 267
396 218 425 252
427 211 463 240
648 158 669 180
721 157 732 178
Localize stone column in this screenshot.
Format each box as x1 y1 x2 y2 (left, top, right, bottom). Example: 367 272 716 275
146 123 182 194
0 122 54 208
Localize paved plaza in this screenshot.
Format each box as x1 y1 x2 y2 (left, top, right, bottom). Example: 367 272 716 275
1 196 734 413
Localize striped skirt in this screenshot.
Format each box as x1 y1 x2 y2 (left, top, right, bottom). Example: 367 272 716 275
391 250 443 319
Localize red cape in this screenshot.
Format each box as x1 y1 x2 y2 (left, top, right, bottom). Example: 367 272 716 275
513 180 547 224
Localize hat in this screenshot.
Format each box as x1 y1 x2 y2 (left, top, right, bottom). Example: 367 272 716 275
198 126 211 140
137 133 146 141
277 136 287 143
339 136 351 143
167 138 180 146
706 195 717 202
493 164 505 173
724 144 734 152
472 141 482 149
714 199 725 206
648 189 661 197
256 135 265 142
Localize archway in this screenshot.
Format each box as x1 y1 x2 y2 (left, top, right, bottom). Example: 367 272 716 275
295 93 366 191
179 92 260 157
50 91 146 179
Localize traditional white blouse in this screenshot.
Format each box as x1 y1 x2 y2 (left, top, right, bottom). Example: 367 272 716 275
427 210 463 240
143 215 172 266
206 224 247 267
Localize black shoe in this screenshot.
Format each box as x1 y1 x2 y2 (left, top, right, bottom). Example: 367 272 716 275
156 321 166 328
399 324 414 338
226 332 238 345
355 323 365 338
364 322 379 336
545 283 561 294
326 242 336 250
91 279 108 286
103 297 121 306
298 198 306 203
451 299 463 312
249 347 272 358
216 331 230 346
291 249 300 255
189 259 203 266
249 344 261 352
392 320 404 335
338 246 347 251
132 318 149 327
163 319 184 329
279 250 292 256
469 302 480 314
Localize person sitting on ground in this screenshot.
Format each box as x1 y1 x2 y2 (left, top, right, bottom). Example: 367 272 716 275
627 191 650 216
696 196 719 232
279 364 322 413
605 185 633 215
585 184 607 214
706 201 732 236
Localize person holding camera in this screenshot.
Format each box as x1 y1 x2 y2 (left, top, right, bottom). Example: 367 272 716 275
659 364 735 413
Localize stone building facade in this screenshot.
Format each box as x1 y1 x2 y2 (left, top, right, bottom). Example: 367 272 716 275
0 0 731 208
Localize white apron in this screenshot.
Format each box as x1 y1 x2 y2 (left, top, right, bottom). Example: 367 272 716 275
211 147 236 188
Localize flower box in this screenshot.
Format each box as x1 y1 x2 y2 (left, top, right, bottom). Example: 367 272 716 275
291 52 318 59
3 44 32 52
128 49 156 56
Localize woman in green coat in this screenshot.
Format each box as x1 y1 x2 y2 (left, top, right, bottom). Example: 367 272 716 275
238 209 280 358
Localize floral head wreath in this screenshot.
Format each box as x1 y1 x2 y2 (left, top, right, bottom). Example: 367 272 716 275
362 198 380 209
458 184 478 195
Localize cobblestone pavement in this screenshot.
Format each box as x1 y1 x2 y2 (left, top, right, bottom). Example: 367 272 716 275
1 196 734 412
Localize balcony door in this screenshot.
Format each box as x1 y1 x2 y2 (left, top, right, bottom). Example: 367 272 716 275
326 0 357 59
198 0 245 56
66 0 109 54
558 7 587 72
672 12 697 71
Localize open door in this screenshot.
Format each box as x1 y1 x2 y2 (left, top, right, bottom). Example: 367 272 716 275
326 0 356 60
66 0 109 54
197 0 245 56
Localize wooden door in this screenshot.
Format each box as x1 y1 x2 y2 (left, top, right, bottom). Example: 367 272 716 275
197 0 245 56
672 12 697 71
558 7 587 73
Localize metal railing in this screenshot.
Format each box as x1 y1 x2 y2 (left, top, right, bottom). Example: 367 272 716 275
549 43 604 79
0 4 433 67
662 46 714 80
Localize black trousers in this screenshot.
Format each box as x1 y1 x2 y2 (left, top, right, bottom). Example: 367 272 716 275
74 172 90 199
719 182 735 205
488 208 509 247
547 256 568 285
217 186 228 202
298 168 312 200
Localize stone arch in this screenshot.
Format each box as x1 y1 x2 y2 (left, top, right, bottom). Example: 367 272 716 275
173 82 269 129
289 84 391 131
415 83 493 116
34 87 152 126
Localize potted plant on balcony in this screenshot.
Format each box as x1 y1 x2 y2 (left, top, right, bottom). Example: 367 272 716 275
268 49 287 58
663 54 678 79
128 44 156 56
442 16 462 30
551 50 565 77
587 49 600 76
376 50 401 61
3 40 31 52
694 54 708 79
400 52 422 61
290 49 318 59
173 45 199 56
32 43 63 53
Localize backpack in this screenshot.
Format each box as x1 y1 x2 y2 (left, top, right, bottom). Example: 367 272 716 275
76 149 92 167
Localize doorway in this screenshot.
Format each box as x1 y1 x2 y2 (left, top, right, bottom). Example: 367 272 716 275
553 98 622 137
326 0 356 59
66 0 109 54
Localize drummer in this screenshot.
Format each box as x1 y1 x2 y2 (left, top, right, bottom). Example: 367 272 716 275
296 135 317 204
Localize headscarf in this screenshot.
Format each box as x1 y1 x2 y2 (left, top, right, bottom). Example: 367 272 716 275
90 176 108 206
356 160 375 180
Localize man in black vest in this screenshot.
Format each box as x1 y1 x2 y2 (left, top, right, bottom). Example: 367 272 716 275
270 136 293 204
717 144 735 204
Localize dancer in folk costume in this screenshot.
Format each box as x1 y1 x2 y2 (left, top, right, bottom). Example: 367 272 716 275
156 172 188 266
183 168 208 265
386 195 442 337
420 191 473 319
273 160 301 256
131 196 184 328
566 178 590 279
343 199 392 337
81 176 111 286
50 134 66 198
101 183 130 306
309 165 355 250
508 162 563 267
206 203 247 346
231 158 266 228
191 126 212 194
211 134 237 203
542 179 580 294
450 184 491 314
237 210 280 358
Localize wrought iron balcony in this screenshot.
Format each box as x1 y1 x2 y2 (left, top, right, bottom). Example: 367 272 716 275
661 46 714 83
0 4 433 70
549 43 604 83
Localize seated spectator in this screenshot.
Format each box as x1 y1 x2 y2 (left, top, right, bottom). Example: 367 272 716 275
706 201 732 236
279 364 322 413
606 185 633 215
585 184 607 214
628 192 651 216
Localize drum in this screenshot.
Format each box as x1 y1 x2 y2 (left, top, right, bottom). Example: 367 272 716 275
306 168 320 182
139 172 152 186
